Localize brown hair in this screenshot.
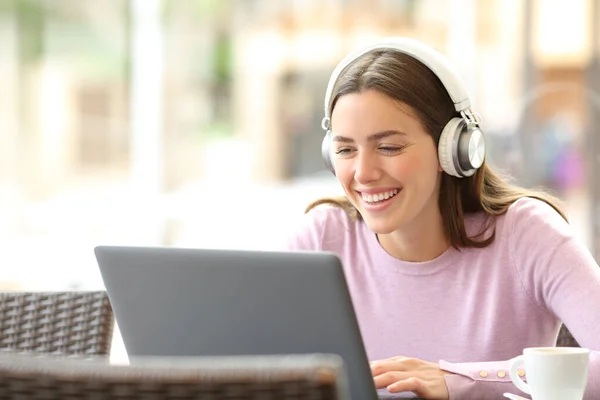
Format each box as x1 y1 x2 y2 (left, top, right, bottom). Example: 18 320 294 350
307 49 567 249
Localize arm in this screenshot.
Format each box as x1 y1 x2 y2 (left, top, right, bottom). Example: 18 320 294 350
440 359 527 398
440 353 600 399
514 199 600 399
441 198 600 399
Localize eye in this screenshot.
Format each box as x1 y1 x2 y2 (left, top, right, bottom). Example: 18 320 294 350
334 148 354 155
378 146 406 154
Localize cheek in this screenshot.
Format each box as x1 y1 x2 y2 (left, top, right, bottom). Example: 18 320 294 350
391 153 441 189
390 153 430 178
333 162 354 186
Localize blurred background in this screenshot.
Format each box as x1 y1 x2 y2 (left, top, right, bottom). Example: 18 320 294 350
1 0 599 292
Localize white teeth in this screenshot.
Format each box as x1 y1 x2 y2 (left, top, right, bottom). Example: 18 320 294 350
361 189 399 203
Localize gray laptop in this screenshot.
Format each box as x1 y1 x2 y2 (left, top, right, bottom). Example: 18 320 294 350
95 246 418 400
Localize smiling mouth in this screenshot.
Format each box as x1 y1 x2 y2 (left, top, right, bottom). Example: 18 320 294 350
359 189 400 204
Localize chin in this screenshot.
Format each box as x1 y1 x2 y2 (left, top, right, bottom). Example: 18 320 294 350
361 217 403 235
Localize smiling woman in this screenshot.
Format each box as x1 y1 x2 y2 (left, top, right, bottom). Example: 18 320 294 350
329 90 444 256
310 43 566 257
283 37 600 400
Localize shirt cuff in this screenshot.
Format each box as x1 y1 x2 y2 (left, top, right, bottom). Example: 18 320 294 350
439 359 526 399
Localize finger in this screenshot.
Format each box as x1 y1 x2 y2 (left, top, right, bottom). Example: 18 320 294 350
370 360 410 377
369 356 409 367
373 371 413 389
386 377 427 395
370 356 407 365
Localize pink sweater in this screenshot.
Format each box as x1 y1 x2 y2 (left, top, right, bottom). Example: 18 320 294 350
283 197 600 399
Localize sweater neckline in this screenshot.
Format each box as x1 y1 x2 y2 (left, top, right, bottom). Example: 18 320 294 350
360 220 459 275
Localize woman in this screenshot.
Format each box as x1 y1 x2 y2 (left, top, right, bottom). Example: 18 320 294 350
283 37 600 399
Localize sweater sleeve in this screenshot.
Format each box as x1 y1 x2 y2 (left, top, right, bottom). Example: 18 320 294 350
439 198 600 399
511 198 600 399
439 359 524 399
276 207 327 252
439 352 600 399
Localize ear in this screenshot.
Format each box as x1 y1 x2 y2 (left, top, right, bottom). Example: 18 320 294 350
437 161 444 173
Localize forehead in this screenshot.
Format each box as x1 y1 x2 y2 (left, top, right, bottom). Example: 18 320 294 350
331 89 424 136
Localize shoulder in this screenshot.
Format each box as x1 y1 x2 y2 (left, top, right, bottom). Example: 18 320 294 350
303 204 357 235
280 205 358 252
501 199 600 323
505 196 571 240
500 196 579 274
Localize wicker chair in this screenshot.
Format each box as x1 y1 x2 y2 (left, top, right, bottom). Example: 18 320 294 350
0 351 349 400
0 291 114 355
556 323 580 347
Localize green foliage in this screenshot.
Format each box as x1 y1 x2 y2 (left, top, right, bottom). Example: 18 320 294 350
0 0 124 72
202 120 234 141
163 0 229 21
213 32 232 83
10 0 47 64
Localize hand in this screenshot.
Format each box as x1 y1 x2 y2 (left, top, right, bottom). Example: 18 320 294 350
370 356 452 399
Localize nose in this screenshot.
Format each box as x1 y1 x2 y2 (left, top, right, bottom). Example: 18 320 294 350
354 151 382 184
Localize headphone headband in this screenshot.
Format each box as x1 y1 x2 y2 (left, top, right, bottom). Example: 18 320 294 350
322 37 471 130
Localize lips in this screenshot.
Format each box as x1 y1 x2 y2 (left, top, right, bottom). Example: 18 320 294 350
360 189 399 204
355 188 402 212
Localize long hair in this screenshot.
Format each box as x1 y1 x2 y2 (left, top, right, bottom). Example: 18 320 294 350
308 49 567 249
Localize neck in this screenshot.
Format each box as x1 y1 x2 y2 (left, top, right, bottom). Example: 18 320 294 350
377 209 449 262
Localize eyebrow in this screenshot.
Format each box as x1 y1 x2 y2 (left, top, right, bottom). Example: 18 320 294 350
332 130 408 143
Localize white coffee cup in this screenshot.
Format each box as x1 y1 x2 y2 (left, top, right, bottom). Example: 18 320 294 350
509 347 590 400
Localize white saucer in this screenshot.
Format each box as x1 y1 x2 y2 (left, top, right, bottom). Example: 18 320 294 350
503 393 529 400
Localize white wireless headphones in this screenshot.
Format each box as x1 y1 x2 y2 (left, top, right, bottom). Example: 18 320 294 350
321 37 486 178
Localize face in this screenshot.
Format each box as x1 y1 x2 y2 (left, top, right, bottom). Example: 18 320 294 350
330 89 442 235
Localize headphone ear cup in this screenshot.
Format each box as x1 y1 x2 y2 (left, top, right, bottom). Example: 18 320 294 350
438 117 464 178
321 130 335 175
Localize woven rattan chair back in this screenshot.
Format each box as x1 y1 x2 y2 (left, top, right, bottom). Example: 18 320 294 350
0 291 114 355
0 351 349 400
556 323 580 347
